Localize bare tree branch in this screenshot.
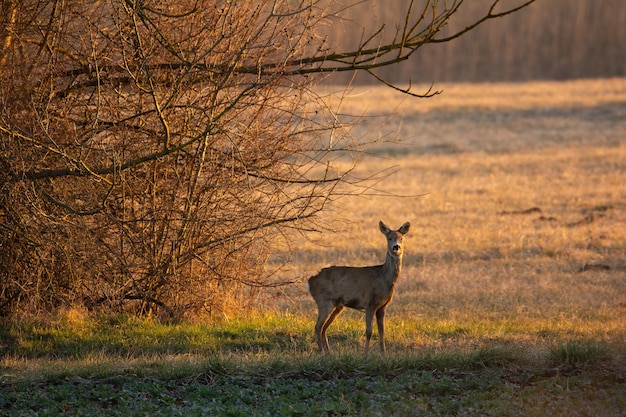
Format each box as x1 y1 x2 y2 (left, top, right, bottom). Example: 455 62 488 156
0 0 537 319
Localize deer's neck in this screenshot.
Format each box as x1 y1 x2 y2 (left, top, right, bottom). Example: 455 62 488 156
382 251 402 286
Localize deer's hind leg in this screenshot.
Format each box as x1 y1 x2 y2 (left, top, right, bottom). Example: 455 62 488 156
320 305 344 352
315 303 344 352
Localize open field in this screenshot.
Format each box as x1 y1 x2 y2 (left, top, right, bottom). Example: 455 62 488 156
2 78 626 415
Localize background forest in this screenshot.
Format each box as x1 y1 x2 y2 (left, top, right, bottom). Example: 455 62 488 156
325 0 625 83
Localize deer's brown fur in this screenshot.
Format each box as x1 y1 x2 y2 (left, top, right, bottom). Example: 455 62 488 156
307 221 411 354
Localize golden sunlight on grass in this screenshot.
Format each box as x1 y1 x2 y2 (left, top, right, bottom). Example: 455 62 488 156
268 79 626 363
324 78 626 114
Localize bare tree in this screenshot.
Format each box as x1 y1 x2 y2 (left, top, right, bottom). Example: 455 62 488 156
0 0 535 320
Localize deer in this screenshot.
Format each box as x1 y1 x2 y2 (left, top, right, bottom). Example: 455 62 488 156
306 220 411 355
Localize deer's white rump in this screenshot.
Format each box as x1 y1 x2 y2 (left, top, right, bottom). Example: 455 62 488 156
307 220 411 354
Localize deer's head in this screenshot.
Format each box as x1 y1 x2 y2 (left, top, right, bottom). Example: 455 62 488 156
379 221 411 257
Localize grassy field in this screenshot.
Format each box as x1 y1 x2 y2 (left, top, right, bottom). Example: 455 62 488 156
2 78 626 415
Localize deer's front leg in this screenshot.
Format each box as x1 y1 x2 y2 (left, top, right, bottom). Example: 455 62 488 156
376 307 386 353
364 308 375 356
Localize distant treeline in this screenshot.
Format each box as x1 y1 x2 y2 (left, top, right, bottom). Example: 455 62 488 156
325 0 625 83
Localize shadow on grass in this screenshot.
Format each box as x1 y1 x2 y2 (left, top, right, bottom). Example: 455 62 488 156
1 316 313 360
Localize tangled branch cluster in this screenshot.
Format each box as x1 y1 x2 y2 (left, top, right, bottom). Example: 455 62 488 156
0 0 534 320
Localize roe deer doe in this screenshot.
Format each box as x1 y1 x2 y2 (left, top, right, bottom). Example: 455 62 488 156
307 220 411 354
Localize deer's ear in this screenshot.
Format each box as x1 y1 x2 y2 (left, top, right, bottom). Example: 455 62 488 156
398 222 411 235
379 221 390 235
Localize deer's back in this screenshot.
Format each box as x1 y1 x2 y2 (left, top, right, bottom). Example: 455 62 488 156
308 265 394 310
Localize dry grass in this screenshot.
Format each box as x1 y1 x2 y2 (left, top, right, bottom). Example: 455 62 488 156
2 80 624 417
268 78 626 364
316 78 626 155
325 78 626 113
